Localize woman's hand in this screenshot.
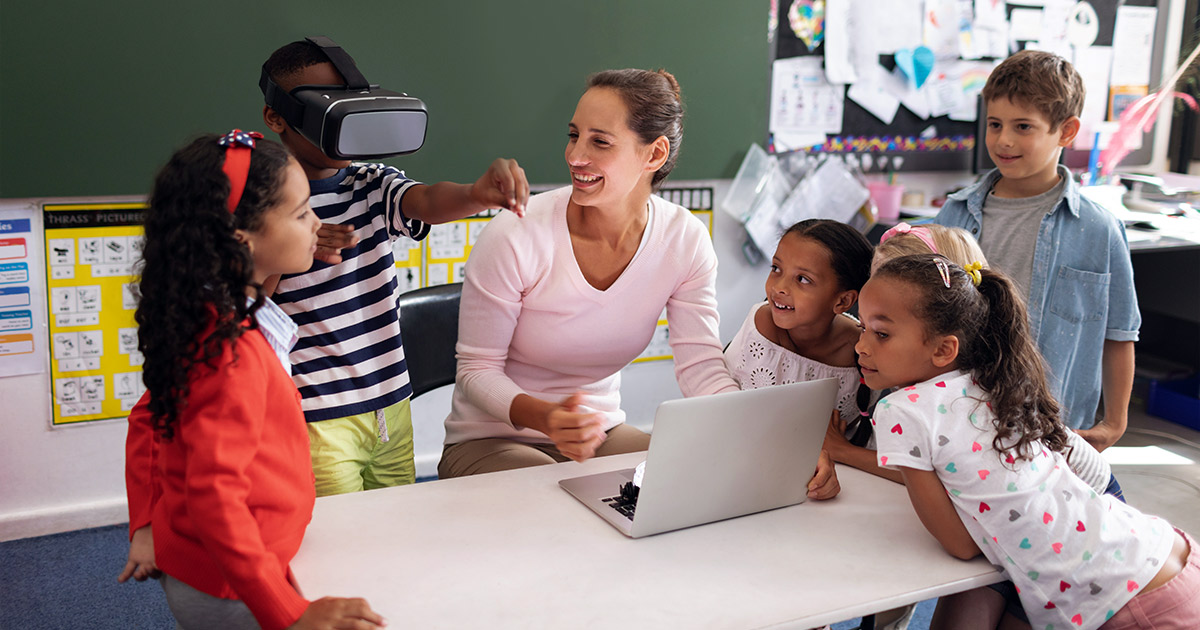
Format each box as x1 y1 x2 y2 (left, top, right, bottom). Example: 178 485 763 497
807 449 841 500
470 158 529 218
514 392 607 462
117 525 160 582
288 597 385 630
542 392 607 462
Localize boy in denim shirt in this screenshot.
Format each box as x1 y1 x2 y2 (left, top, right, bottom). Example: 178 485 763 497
936 50 1138 451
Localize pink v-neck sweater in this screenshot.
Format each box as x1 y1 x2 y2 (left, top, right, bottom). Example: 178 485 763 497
445 186 738 445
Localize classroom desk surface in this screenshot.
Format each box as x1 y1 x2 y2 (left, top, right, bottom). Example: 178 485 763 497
291 452 1002 629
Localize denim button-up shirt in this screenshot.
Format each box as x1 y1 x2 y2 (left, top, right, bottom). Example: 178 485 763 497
935 166 1140 430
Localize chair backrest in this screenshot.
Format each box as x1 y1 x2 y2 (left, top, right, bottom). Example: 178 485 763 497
397 282 462 399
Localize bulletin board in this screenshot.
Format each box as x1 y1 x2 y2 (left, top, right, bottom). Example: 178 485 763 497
767 0 1170 172
43 203 146 425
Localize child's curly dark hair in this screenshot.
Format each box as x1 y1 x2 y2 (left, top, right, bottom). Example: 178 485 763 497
873 255 1069 462
134 133 293 440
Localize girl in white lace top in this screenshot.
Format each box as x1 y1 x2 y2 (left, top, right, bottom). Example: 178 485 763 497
723 219 874 431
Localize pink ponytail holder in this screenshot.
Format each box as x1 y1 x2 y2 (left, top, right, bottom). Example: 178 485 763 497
880 223 938 254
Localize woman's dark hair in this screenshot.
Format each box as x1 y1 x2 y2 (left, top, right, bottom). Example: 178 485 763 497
134 133 293 440
873 255 1068 461
586 68 683 189
781 219 873 292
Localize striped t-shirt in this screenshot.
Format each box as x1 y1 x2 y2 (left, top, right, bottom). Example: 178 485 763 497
273 163 429 422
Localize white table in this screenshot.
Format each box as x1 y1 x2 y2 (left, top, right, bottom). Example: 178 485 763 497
291 453 1002 629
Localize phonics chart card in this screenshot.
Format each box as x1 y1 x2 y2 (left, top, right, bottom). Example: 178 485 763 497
43 203 146 425
0 203 46 378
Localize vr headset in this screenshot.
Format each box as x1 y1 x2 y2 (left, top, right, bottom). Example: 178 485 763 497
260 36 428 160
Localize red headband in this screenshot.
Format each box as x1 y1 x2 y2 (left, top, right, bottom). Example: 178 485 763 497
218 129 264 213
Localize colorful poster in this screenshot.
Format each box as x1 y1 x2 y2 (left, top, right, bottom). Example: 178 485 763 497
391 235 424 293
0 203 46 378
43 202 146 425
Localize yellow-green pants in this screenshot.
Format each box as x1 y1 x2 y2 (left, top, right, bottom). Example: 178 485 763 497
307 399 415 497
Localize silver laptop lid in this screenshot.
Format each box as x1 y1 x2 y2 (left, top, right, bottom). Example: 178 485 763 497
628 377 838 537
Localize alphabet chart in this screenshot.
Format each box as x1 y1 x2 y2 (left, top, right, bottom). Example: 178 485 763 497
43 203 146 425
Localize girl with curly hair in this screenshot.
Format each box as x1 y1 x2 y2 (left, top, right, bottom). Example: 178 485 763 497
119 131 383 630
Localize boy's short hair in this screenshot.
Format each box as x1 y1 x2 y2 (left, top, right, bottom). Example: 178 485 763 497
981 50 1084 130
262 40 329 84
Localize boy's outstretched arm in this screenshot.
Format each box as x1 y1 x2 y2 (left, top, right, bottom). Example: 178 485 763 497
403 158 529 223
1077 339 1134 451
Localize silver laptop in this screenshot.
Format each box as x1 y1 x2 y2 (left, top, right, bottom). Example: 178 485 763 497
559 378 838 538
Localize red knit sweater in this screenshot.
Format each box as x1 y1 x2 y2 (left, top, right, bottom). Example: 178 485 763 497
125 327 315 630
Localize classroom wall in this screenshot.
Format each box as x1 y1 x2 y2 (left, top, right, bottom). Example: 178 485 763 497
0 1 766 198
0 0 766 541
0 0 1186 542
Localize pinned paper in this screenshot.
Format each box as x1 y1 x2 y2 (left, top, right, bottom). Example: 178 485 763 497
788 0 826 52
895 46 935 88
1066 2 1099 48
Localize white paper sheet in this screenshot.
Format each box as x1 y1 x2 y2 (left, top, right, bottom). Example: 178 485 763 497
881 65 932 120
923 0 962 58
848 67 902 125
1110 6 1157 86
1036 0 1074 53
1073 45 1114 139
1009 8 1044 42
823 0 857 84
865 0 923 54
770 56 845 139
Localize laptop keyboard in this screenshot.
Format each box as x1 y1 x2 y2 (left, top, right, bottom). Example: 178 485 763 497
602 481 640 521
602 495 637 520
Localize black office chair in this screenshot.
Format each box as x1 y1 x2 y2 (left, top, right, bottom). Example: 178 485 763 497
396 282 462 399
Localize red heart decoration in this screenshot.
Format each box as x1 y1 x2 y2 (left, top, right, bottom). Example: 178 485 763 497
1076 521 1086 532
891 424 903 434
979 501 990 513
1060 580 1071 592
1043 512 1054 524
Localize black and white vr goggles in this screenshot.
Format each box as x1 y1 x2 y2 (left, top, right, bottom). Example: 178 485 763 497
259 36 428 160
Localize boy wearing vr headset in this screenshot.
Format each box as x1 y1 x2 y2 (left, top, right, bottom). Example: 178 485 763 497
260 39 529 496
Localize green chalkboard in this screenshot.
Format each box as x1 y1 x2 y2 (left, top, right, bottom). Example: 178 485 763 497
0 1 767 198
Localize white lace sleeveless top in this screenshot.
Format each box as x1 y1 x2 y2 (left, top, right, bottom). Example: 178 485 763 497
723 302 863 422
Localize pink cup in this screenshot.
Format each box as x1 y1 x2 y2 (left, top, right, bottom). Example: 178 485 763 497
868 182 904 221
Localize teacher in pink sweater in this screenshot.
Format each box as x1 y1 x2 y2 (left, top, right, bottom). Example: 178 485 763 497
439 70 842 499
438 68 737 477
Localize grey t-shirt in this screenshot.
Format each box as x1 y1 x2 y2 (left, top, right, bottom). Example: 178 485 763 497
978 175 1067 296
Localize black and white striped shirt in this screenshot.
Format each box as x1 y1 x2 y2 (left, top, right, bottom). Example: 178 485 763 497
274 164 429 422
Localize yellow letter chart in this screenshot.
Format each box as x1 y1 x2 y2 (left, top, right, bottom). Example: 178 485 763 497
43 203 146 425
